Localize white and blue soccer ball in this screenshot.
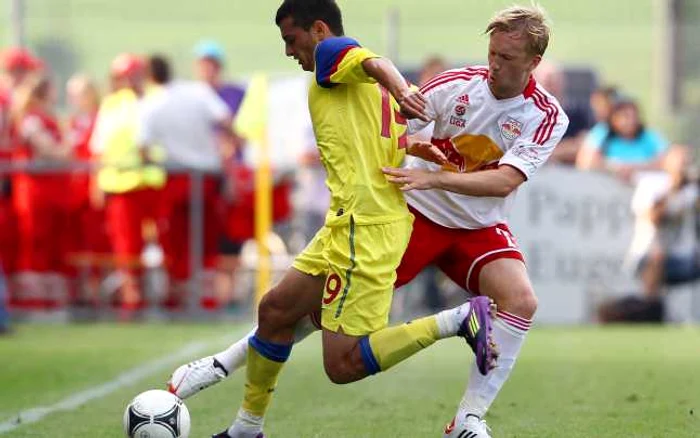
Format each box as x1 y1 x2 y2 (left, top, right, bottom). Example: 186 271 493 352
123 389 190 438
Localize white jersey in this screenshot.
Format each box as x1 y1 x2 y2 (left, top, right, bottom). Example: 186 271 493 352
138 80 231 172
406 66 569 229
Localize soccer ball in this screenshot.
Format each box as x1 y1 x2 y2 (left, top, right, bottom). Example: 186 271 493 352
123 389 191 438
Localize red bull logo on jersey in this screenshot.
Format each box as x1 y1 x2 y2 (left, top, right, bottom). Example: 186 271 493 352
431 134 504 173
500 117 523 140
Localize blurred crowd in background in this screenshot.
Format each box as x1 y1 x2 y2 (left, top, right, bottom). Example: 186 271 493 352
0 41 698 331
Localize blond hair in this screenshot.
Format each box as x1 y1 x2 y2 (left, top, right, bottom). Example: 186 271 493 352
486 4 551 56
67 73 101 111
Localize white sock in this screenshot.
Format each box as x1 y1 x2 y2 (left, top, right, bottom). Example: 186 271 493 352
214 327 257 373
228 408 263 437
435 301 472 339
457 310 531 419
213 315 320 374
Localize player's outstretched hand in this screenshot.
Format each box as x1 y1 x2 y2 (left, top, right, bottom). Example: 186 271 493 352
407 141 448 166
397 90 429 122
383 167 438 191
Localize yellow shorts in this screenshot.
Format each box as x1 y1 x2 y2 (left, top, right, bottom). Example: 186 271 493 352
292 216 413 336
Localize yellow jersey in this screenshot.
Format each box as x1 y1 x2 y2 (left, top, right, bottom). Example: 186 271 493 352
309 36 409 227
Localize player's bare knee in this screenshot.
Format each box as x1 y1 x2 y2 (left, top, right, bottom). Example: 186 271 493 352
498 286 537 319
512 288 538 318
257 291 290 330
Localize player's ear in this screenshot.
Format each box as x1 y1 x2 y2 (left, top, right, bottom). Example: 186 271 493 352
310 20 332 39
529 54 543 72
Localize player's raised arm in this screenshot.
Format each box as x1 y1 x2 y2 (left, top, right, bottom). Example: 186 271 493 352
315 37 428 121
361 58 428 122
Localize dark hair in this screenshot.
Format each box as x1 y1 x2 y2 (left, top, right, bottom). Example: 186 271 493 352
601 98 645 155
148 54 172 85
592 85 619 101
275 0 344 36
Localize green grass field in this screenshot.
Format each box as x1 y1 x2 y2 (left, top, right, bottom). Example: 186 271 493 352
1 323 699 437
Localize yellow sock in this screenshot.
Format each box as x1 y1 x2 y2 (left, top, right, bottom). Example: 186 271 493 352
241 337 291 417
360 315 440 373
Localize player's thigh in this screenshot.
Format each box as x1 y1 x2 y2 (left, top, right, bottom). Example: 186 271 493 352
479 258 536 318
395 208 452 288
321 218 412 337
257 227 332 332
258 267 326 331
437 224 524 294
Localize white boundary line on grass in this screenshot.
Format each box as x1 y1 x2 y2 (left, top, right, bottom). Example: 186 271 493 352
0 334 230 434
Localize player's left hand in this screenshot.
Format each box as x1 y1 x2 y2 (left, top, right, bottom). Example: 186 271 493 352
406 141 448 166
382 167 439 191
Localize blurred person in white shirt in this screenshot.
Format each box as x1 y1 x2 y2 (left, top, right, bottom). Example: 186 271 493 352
627 145 700 298
139 54 235 310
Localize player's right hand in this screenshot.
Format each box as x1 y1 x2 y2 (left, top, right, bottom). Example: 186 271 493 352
397 90 429 122
407 141 448 166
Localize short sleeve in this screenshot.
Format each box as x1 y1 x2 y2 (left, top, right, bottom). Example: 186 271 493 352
583 122 609 150
499 104 570 180
644 129 670 156
200 83 231 122
315 37 380 88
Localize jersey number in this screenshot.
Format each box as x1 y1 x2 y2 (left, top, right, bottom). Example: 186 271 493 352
323 273 343 305
496 228 517 248
379 86 408 148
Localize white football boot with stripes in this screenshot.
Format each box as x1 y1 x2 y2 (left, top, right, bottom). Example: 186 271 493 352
443 415 492 438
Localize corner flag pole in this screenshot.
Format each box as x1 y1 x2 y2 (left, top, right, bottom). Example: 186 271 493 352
235 74 272 306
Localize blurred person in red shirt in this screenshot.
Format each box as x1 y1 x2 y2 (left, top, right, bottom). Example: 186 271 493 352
0 48 43 303
89 54 166 313
10 73 72 309
64 74 110 305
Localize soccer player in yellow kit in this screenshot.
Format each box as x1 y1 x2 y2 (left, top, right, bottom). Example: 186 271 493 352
211 1 498 437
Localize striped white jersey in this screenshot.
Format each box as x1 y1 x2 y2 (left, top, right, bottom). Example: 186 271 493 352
406 66 569 229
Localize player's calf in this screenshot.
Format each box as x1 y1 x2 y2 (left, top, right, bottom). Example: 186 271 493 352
321 330 370 384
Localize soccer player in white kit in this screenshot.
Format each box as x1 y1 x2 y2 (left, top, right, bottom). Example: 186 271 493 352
168 5 568 437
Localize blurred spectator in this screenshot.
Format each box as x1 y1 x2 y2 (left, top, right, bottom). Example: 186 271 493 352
627 145 700 298
600 146 699 323
193 41 249 308
589 86 618 125
11 73 71 309
417 55 447 87
534 60 594 165
139 54 234 310
0 48 42 300
194 41 246 125
64 74 110 305
90 53 166 313
576 97 668 181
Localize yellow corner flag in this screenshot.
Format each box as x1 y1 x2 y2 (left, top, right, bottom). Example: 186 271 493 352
236 74 272 305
